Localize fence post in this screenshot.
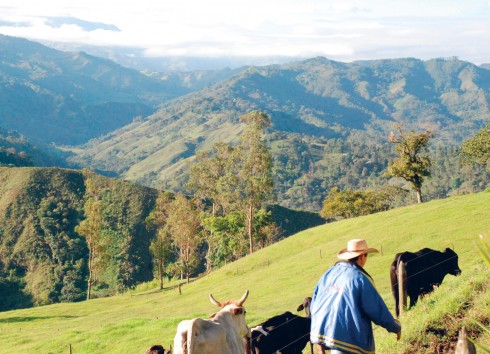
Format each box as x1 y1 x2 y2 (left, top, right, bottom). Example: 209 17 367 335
455 326 477 354
397 261 407 316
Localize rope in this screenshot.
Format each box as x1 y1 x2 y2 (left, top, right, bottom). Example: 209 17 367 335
398 254 459 282
250 311 305 333
249 314 311 353
276 331 311 353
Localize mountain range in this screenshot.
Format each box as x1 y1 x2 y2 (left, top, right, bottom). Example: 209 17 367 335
0 35 240 146
1 35 490 211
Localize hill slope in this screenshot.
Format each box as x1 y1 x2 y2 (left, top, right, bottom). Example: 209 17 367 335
0 190 489 353
69 56 490 210
0 35 197 145
0 167 160 308
0 166 325 310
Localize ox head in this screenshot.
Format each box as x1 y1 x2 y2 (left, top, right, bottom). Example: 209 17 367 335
209 289 249 308
296 296 312 318
445 248 462 276
209 290 250 338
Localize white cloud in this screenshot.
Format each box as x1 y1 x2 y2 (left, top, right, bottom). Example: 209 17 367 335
0 0 489 65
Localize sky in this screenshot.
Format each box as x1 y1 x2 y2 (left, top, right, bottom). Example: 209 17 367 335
1 0 490 66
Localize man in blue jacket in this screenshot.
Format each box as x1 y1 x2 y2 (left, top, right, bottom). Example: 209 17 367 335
310 239 401 354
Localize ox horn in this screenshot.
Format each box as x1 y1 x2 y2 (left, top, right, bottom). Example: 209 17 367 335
209 293 222 307
237 290 249 306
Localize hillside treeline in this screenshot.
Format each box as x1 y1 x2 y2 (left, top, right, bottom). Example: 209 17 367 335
270 133 490 211
0 167 323 311
0 168 159 310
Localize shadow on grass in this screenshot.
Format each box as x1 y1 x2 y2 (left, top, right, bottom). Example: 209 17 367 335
0 315 77 323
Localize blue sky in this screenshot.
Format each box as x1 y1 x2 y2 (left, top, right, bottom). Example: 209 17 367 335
1 0 489 65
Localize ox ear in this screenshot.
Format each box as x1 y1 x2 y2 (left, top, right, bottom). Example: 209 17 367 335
237 290 249 306
232 307 244 315
209 312 217 318
209 293 222 307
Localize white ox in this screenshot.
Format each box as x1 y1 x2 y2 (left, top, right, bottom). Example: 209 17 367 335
173 290 250 354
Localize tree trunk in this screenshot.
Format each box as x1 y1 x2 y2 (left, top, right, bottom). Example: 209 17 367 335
416 188 423 203
87 247 93 300
158 259 164 290
247 203 254 254
206 244 212 273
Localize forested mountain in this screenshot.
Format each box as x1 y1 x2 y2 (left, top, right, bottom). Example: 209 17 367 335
2 35 490 211
0 128 65 167
0 167 158 309
0 166 324 310
0 35 239 145
1 36 489 311
69 57 490 210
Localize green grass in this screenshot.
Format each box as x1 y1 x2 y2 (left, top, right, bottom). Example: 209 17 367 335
1 191 490 353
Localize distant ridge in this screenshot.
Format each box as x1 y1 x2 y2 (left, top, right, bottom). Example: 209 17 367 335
68 56 490 209
2 35 490 211
0 35 194 145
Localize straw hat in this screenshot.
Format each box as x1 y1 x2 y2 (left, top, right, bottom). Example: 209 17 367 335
337 239 379 260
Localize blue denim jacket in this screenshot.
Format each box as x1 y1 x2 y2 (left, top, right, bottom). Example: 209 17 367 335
310 261 400 354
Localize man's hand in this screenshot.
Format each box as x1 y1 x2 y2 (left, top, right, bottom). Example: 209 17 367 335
395 319 401 341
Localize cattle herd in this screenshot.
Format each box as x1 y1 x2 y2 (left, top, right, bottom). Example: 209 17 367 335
146 247 461 354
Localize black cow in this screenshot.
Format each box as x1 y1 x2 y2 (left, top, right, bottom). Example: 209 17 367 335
390 247 461 317
145 344 171 354
249 297 312 354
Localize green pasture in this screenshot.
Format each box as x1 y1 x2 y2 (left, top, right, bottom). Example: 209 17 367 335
1 190 489 353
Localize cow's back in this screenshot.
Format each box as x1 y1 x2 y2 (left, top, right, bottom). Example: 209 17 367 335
403 248 443 286
187 318 229 354
251 312 310 354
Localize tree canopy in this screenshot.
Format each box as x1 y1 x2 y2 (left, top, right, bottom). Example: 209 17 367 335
460 123 490 167
387 126 433 203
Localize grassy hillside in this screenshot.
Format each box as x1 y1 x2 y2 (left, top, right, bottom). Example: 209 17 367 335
0 166 325 311
0 191 489 353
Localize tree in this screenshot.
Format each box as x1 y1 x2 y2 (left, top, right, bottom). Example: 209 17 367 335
75 196 105 300
188 142 239 215
387 125 433 203
238 111 275 254
146 191 174 289
165 194 202 284
252 209 282 249
320 187 391 220
149 229 173 289
187 143 240 271
460 123 490 167
201 211 248 267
